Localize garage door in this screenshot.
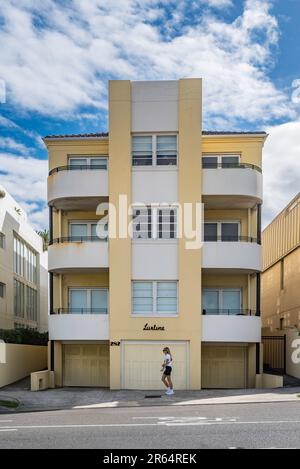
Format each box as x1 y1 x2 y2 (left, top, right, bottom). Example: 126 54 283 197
63 344 109 387
122 341 188 390
202 345 246 389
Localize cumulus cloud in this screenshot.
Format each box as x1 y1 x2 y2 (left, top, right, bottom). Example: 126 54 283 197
263 120 300 227
0 0 296 126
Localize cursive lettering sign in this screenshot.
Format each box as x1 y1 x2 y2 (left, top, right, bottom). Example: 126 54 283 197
143 323 165 331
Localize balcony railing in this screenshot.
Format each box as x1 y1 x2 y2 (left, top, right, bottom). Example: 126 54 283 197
204 236 258 243
49 164 107 176
52 308 108 315
202 161 262 172
202 309 260 316
49 236 108 246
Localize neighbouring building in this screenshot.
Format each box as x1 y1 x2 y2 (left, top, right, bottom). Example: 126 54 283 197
45 79 267 390
262 192 300 332
0 184 48 332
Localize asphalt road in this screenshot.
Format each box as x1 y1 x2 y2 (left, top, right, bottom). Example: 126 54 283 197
0 401 300 449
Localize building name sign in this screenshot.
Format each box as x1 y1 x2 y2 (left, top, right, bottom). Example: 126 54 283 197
143 323 165 331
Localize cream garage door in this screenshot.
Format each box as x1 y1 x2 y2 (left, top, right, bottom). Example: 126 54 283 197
202 345 246 389
63 344 109 387
122 341 188 390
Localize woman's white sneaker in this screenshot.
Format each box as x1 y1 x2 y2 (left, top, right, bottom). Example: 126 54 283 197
166 389 174 395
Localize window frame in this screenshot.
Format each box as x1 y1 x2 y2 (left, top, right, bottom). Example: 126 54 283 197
202 154 240 168
68 220 107 240
132 206 178 240
202 288 242 315
0 282 5 299
204 220 241 242
132 280 178 316
0 232 5 249
68 155 108 170
132 134 178 167
68 287 108 314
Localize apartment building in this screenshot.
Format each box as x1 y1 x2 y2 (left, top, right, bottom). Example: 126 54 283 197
262 193 300 331
0 184 48 332
45 79 266 390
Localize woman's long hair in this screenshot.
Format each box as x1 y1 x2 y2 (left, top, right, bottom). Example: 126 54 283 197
164 347 172 361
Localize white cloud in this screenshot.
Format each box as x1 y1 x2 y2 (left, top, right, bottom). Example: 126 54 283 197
0 137 30 154
0 0 296 126
263 120 300 227
203 0 233 7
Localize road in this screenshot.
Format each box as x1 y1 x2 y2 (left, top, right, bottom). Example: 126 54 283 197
0 401 300 449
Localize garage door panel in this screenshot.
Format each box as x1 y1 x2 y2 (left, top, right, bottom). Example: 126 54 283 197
202 346 246 389
123 342 188 390
63 344 109 387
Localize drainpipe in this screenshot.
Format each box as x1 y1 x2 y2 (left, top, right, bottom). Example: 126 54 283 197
49 205 54 372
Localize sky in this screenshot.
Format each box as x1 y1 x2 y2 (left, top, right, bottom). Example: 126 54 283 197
0 0 300 230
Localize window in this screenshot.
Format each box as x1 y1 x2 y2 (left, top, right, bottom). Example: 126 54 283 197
68 156 108 170
132 281 178 315
13 235 37 284
0 232 5 249
202 288 242 315
14 279 37 321
69 221 107 240
204 221 240 242
69 288 108 314
132 135 177 166
202 154 240 168
132 206 177 240
0 282 5 298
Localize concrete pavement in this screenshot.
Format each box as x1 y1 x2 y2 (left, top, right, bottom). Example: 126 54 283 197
0 401 300 448
0 378 299 413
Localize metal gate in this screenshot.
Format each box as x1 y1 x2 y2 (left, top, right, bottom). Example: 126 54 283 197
262 335 286 375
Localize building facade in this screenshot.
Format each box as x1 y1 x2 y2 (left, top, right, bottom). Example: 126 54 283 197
0 184 48 332
262 193 300 332
45 79 266 390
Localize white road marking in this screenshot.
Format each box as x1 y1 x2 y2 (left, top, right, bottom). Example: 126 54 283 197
0 429 17 432
0 420 299 430
0 420 13 423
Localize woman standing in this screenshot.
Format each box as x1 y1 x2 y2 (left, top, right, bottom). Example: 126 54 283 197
161 347 174 395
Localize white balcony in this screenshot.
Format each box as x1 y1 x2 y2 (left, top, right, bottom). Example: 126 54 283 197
48 169 108 209
202 167 262 208
202 314 261 343
202 241 261 272
49 314 109 341
48 240 108 272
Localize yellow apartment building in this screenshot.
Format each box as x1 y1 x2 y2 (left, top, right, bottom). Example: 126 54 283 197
262 193 300 331
44 79 267 390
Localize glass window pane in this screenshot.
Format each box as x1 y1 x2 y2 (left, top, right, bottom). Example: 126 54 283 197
204 223 218 241
156 135 177 166
202 290 219 314
202 156 218 168
132 208 152 239
222 156 239 167
91 290 107 314
90 158 107 169
70 224 88 238
132 136 152 166
69 158 87 167
157 282 177 313
70 290 87 313
132 282 153 313
221 223 239 241
158 208 177 239
222 290 241 314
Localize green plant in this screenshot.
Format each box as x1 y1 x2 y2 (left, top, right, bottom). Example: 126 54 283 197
0 399 19 409
0 327 48 346
36 229 49 251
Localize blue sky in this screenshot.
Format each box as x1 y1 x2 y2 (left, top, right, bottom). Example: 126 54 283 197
0 0 300 229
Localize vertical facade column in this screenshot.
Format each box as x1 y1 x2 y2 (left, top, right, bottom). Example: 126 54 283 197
108 81 132 389
178 79 202 389
256 203 262 316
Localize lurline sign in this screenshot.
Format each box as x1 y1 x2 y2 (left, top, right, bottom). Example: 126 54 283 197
143 323 165 331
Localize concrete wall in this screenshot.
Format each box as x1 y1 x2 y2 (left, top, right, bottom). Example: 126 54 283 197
0 343 47 388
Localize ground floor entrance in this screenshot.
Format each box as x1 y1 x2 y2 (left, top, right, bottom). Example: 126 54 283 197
63 343 109 387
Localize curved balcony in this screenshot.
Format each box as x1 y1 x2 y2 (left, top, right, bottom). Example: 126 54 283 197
202 238 261 272
48 237 108 273
202 163 262 209
202 314 261 343
48 165 108 209
49 312 109 341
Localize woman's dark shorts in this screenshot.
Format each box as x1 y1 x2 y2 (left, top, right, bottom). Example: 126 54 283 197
164 366 172 376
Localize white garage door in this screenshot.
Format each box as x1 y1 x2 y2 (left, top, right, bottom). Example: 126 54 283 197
63 343 109 387
202 345 247 389
122 341 189 390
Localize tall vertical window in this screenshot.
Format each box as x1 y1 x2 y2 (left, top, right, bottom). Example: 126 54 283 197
132 136 152 166
0 232 5 249
14 235 37 284
14 280 37 321
280 259 284 290
156 135 177 165
158 208 177 239
0 282 5 298
132 281 178 315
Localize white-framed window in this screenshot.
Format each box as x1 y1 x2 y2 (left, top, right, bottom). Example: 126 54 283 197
202 154 240 168
69 220 108 240
68 288 108 314
132 206 177 240
0 232 5 249
132 135 177 167
132 281 178 315
68 156 108 170
202 288 242 315
0 282 5 298
204 220 240 242
13 235 37 285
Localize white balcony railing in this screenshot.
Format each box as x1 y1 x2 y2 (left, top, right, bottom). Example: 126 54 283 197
202 241 261 272
49 313 109 341
202 314 261 343
48 239 108 272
